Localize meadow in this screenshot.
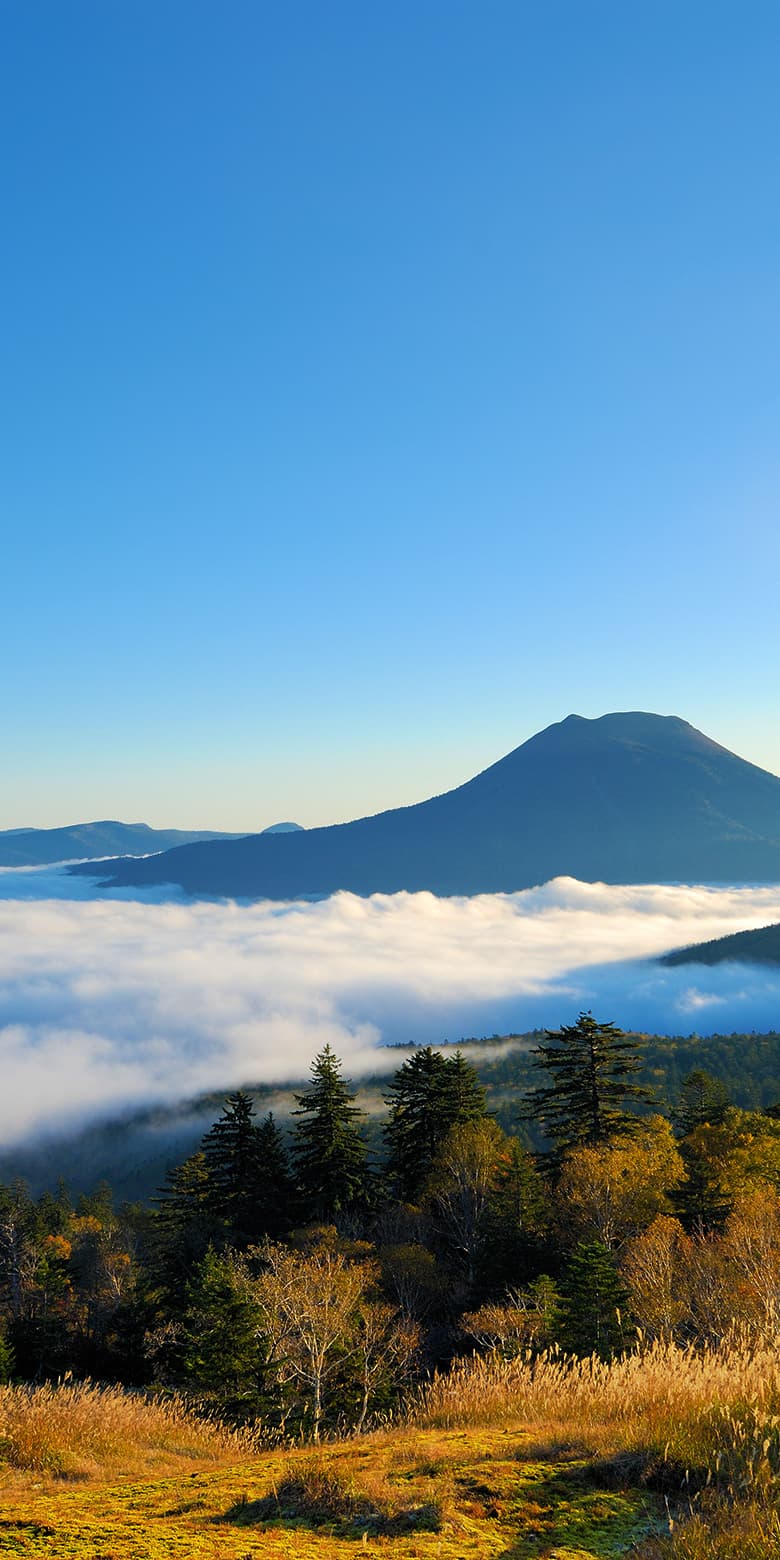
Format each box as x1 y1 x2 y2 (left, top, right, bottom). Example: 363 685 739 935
3 1338 780 1558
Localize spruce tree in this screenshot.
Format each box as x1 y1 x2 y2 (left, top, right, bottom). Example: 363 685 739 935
179 1248 264 1408
383 1047 486 1201
151 1152 224 1301
524 1012 649 1157
200 1090 268 1247
555 1240 634 1359
254 1113 296 1239
674 1069 731 1135
292 1046 369 1220
476 1137 551 1295
671 1139 732 1233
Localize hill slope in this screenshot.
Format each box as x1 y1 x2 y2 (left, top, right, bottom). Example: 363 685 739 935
71 712 780 898
661 920 780 967
0 821 242 868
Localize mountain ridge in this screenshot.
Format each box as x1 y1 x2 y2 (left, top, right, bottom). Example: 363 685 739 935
69 712 780 899
661 921 780 968
0 821 243 869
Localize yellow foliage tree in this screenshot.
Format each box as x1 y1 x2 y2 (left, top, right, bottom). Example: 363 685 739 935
556 1116 684 1250
621 1214 692 1341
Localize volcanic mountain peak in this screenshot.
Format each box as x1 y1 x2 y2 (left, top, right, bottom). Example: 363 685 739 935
68 711 780 900
517 710 721 758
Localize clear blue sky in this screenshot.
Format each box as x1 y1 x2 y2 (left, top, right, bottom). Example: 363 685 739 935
3 1 779 830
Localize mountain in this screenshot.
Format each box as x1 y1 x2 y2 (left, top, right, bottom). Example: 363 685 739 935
661 922 780 968
0 821 242 869
261 821 304 834
69 712 780 899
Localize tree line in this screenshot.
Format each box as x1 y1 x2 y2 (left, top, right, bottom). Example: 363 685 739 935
3 1015 780 1435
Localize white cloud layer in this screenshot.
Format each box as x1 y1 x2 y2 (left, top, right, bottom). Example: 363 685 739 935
2 868 780 1144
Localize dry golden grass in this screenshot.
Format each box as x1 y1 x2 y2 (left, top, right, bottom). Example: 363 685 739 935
0 1379 251 1480
410 1340 780 1556
5 1352 780 1556
638 1495 780 1559
412 1339 780 1502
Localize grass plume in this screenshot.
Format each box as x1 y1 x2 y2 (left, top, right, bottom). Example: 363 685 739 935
0 1379 250 1480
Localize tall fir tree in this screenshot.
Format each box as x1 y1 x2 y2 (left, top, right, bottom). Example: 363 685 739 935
674 1069 731 1135
253 1113 296 1239
671 1137 733 1233
179 1247 264 1409
383 1047 486 1201
152 1150 225 1299
200 1090 269 1248
524 1012 650 1158
292 1046 369 1221
555 1240 635 1359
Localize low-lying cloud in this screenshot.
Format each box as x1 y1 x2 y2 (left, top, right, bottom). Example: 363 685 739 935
2 869 780 1144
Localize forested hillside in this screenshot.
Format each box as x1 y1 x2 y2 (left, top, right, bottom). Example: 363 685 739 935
4 1022 780 1422
4 1025 780 1201
661 921 780 967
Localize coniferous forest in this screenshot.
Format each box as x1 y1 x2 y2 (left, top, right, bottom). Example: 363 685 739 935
5 1016 780 1444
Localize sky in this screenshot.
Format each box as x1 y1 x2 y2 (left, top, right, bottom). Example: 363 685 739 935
3 1 780 830
3 871 780 1144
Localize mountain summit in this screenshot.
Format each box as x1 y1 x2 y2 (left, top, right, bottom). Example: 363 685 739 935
72 712 780 898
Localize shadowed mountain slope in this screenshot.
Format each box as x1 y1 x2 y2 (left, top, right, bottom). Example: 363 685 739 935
661 921 780 967
70 712 780 899
0 821 241 868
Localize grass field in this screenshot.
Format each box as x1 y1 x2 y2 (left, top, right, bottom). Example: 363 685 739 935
0 1425 664 1559
6 1342 780 1558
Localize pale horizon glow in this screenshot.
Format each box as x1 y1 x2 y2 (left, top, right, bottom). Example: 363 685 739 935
2 708 780 835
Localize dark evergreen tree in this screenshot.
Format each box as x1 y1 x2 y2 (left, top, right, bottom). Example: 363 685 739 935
36 1180 72 1238
524 1012 650 1157
179 1247 264 1411
674 1069 731 1135
200 1090 268 1248
383 1047 486 1201
150 1152 224 1300
476 1137 551 1296
292 1046 369 1220
0 1329 14 1384
671 1139 732 1233
555 1240 634 1359
253 1113 296 1239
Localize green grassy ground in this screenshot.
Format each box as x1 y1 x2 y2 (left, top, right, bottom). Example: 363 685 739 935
0 1427 665 1559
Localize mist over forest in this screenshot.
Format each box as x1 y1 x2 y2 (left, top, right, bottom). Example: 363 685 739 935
2 868 780 1154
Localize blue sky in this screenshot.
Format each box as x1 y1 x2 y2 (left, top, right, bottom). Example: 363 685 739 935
3 1 779 830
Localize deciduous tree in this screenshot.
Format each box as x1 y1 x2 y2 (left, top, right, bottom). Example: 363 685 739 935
425 1118 507 1288
556 1117 683 1250
253 1238 368 1440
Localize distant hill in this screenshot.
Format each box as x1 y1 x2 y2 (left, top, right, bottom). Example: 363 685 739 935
661 922 780 967
261 821 304 834
69 712 780 899
0 821 243 868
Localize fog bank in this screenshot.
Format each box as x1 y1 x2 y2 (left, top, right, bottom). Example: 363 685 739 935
2 872 780 1143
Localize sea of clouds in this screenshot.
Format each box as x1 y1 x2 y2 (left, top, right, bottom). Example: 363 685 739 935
2 866 780 1144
